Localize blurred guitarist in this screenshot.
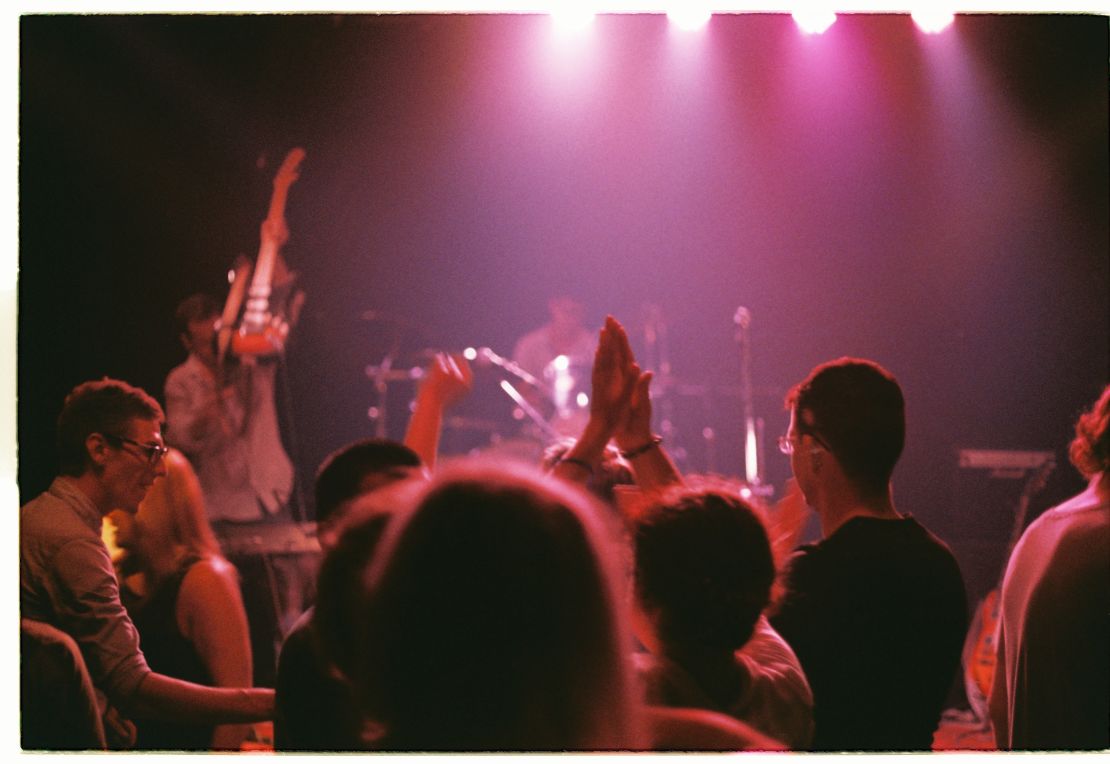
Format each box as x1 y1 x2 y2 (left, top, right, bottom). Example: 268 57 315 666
164 284 294 527
164 150 307 686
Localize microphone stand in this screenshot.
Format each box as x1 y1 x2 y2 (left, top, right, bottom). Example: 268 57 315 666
734 306 768 493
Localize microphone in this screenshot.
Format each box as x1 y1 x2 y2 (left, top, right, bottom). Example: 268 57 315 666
733 306 751 329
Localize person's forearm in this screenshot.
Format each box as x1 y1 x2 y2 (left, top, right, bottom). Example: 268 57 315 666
551 419 611 485
128 672 273 725
403 393 443 471
617 434 683 492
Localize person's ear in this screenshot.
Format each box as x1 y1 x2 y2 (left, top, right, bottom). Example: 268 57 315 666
86 433 111 469
806 440 824 472
180 332 193 352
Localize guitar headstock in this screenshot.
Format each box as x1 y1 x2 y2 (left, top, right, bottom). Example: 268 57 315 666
273 147 307 191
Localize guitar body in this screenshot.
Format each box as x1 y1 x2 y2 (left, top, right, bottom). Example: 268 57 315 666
959 459 1054 727
964 588 1001 722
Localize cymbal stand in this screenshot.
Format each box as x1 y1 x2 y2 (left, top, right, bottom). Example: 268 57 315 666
364 359 425 440
643 304 693 468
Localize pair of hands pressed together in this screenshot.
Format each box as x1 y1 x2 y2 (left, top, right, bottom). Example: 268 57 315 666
555 316 684 494
584 316 655 454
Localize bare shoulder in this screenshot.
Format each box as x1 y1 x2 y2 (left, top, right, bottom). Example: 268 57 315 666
179 556 241 605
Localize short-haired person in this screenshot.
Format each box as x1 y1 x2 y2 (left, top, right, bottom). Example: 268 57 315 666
768 359 968 751
989 384 1110 750
632 483 814 749
20 379 273 749
274 439 426 751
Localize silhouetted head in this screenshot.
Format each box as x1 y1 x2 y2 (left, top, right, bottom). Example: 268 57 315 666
313 438 425 551
542 438 635 508
1069 383 1110 479
785 357 905 496
350 460 643 751
634 481 775 655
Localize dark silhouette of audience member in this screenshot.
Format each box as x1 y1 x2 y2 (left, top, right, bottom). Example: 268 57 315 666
108 447 254 750
274 439 425 751
274 352 467 749
20 379 273 749
768 358 968 751
319 458 781 751
989 384 1109 750
21 618 107 750
632 481 814 749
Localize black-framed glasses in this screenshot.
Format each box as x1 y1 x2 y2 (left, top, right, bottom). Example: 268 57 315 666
778 429 831 455
102 433 169 466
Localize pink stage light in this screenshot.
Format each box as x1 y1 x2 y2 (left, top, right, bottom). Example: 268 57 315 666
792 8 837 35
668 7 712 31
912 9 955 34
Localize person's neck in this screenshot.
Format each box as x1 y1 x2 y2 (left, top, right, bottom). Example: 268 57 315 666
68 472 113 517
817 483 898 537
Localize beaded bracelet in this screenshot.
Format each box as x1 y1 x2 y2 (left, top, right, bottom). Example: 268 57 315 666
619 435 663 460
559 457 594 475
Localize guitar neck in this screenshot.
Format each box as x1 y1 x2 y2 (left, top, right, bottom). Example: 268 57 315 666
240 147 305 335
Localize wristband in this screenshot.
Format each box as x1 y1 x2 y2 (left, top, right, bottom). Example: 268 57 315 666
619 435 663 460
559 457 594 475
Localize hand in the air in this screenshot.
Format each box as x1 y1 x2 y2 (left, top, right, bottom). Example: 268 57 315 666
587 316 640 438
420 352 473 410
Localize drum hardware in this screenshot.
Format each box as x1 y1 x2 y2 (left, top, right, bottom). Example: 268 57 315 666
444 415 502 433
498 379 561 441
465 346 549 397
364 358 424 437
734 306 767 490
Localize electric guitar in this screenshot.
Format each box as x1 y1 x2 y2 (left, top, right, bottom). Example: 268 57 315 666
230 146 306 359
963 457 1055 723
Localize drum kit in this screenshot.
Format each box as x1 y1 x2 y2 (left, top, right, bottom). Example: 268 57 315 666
362 305 778 491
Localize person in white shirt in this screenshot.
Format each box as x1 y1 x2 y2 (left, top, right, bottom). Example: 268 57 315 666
990 383 1110 751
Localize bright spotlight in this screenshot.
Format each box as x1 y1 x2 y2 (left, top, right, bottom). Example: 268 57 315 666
793 8 837 35
668 7 711 31
912 9 954 34
551 8 595 34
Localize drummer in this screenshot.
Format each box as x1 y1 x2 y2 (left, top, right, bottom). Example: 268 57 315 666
512 296 597 437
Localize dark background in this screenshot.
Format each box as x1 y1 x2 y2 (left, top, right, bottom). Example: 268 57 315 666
18 13 1108 609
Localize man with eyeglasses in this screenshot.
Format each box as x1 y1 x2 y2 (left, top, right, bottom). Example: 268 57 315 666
20 378 274 749
767 358 967 752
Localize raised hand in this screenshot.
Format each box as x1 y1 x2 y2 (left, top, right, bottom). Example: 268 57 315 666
587 316 640 438
404 352 473 470
419 352 473 410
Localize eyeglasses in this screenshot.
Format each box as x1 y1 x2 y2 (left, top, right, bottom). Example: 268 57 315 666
102 433 169 466
778 430 831 455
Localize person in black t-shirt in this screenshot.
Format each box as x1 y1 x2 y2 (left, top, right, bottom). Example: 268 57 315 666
768 358 967 752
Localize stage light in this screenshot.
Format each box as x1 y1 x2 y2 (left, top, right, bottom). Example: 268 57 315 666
668 7 712 31
912 9 954 34
792 8 837 35
463 346 477 361
550 7 595 34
